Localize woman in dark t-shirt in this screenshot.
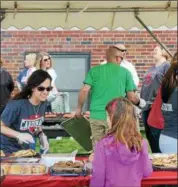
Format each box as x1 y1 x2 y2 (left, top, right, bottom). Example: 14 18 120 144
0 70 52 154
140 46 170 153
147 52 178 153
159 52 178 153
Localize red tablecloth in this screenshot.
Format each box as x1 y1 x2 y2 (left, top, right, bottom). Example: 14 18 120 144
1 171 178 187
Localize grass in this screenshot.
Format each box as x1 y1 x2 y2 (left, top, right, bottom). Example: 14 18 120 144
36 131 151 154
36 138 88 154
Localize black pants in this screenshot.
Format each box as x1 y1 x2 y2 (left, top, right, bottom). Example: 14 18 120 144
142 110 161 153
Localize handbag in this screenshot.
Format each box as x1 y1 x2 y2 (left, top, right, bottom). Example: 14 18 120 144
147 87 164 129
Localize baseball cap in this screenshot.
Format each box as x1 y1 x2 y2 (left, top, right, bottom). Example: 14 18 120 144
113 44 127 52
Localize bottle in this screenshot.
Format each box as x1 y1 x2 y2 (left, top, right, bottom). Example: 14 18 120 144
39 133 49 154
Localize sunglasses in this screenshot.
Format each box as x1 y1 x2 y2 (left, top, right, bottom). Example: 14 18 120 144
118 49 127 52
37 86 53 92
43 57 51 62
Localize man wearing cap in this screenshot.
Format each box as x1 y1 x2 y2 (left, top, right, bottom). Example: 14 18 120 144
75 46 145 148
0 59 14 115
101 44 139 88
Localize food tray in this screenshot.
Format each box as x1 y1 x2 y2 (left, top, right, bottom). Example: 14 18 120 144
149 153 171 160
9 152 41 158
1 163 49 176
0 157 40 163
150 153 177 171
153 165 178 171
50 160 88 176
40 153 76 167
50 168 87 177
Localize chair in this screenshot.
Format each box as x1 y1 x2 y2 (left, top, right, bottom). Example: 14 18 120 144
51 92 70 113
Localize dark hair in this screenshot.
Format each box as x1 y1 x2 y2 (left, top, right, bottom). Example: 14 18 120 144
161 52 178 103
13 69 52 100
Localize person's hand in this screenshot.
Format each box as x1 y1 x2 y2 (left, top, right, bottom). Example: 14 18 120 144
138 98 146 109
88 153 94 162
75 108 82 118
17 133 35 144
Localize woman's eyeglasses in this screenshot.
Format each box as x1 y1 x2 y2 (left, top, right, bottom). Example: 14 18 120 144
37 86 53 92
43 57 51 62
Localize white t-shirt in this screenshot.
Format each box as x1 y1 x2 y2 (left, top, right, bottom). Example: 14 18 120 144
47 68 57 85
121 59 139 87
47 68 58 102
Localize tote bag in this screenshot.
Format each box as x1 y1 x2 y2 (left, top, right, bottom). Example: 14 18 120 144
147 87 164 129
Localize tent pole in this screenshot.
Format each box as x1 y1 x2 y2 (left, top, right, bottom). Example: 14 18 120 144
134 10 173 57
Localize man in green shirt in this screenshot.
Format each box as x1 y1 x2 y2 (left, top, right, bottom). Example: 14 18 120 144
76 46 145 147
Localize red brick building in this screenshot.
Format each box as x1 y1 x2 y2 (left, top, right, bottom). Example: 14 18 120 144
1 29 177 85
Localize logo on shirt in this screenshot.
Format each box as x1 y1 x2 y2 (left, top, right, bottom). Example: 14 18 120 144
20 115 44 134
143 72 153 86
161 103 173 112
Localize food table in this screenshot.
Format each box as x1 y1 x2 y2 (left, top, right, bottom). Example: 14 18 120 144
1 171 178 187
1 153 178 187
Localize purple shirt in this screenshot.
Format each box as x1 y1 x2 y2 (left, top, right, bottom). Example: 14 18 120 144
90 136 152 187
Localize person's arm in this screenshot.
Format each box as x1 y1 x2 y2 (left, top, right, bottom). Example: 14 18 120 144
0 103 34 144
125 70 145 107
0 121 34 144
127 91 146 108
76 84 91 116
141 140 153 178
1 121 20 138
90 141 106 187
76 69 93 116
127 91 139 105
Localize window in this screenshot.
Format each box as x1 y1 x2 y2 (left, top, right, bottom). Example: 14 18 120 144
49 52 90 112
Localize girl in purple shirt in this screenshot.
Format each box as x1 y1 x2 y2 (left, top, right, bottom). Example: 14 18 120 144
90 97 152 187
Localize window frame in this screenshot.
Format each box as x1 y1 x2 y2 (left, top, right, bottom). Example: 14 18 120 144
49 52 91 111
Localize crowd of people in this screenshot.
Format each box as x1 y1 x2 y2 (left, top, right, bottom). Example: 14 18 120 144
0 44 177 186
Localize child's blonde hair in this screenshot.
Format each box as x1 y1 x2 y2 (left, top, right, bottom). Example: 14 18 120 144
106 97 143 152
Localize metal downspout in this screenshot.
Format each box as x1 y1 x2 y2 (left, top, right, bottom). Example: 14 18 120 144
134 10 173 58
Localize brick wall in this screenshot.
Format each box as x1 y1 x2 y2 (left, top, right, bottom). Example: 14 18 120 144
1 30 177 88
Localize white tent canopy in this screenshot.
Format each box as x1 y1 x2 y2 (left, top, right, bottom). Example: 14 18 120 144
1 1 177 30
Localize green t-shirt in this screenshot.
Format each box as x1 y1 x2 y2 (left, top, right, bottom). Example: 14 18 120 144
84 63 136 120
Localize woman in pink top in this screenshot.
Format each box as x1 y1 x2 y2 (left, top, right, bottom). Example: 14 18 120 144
90 97 152 187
